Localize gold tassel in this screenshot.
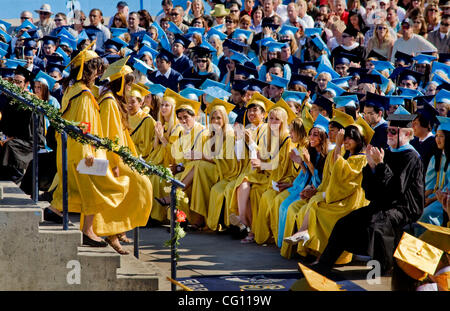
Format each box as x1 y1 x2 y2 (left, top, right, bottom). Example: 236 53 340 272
117 74 125 96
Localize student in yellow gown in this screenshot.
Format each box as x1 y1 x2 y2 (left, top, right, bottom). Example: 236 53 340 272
279 109 355 258
50 43 128 247
252 99 298 245
92 57 153 254
283 117 374 261
155 89 210 228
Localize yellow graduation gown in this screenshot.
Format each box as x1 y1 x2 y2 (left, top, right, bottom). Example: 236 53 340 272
52 82 128 216
253 136 295 244
286 153 369 259
90 91 152 236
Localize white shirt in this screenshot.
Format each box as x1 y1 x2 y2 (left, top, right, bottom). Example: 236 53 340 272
300 14 314 28
419 132 434 143
155 67 172 79
390 34 438 62
275 4 288 23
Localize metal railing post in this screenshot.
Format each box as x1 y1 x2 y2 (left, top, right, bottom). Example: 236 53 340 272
170 184 178 291
61 131 69 230
32 112 39 203
134 227 139 259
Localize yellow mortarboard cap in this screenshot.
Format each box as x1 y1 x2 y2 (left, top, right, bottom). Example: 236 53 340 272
355 116 374 145
271 98 297 124
65 40 99 81
394 232 444 281
331 108 355 128
100 55 133 96
167 88 201 116
302 107 314 134
417 221 450 254
297 263 344 291
129 83 150 100
205 98 235 115
246 92 274 113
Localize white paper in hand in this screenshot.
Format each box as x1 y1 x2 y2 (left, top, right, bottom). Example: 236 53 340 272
272 180 280 192
293 148 300 156
76 158 109 176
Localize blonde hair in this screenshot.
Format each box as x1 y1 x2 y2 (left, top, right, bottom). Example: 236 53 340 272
209 35 223 56
266 108 290 155
290 117 308 148
159 96 177 140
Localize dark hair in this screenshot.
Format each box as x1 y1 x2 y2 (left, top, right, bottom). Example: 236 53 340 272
34 80 49 101
348 10 366 32
247 103 265 113
176 108 196 117
251 5 265 21
138 10 153 30
162 0 173 5
414 112 432 131
62 56 103 90
329 120 344 130
344 106 357 120
191 16 208 28
434 129 450 172
344 125 365 156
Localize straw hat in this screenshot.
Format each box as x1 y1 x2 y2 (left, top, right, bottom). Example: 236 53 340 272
35 4 53 15
211 4 230 17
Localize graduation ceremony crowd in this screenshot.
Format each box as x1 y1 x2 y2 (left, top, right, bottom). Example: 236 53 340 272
0 0 449 291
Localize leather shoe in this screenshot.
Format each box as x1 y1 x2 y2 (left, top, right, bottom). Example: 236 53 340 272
82 234 108 247
43 207 63 224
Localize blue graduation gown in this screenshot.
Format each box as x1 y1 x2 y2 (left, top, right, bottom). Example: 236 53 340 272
370 121 388 150
147 69 183 91
172 54 193 76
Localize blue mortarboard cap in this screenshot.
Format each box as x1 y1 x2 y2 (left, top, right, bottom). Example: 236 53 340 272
394 106 411 115
435 89 450 104
267 41 287 53
364 92 389 111
138 45 158 60
110 27 129 37
244 78 269 92
57 27 76 40
58 36 77 51
179 78 203 90
186 27 205 36
4 58 27 69
223 38 246 52
399 69 424 83
437 116 450 132
335 95 358 108
152 21 171 51
371 60 395 72
231 79 249 92
397 87 424 98
34 70 56 90
387 95 407 107
40 35 60 46
394 51 414 64
279 25 299 36
76 30 89 44
141 34 159 49
255 36 276 47
203 86 231 100
23 48 34 57
325 81 345 96
180 87 205 101
20 31 31 39
304 28 322 37
431 61 450 78
0 41 9 51
0 47 7 58
313 113 330 134
0 19 11 31
235 63 258 78
290 74 317 90
334 56 350 66
146 83 166 97
157 48 176 63
0 28 11 43
298 61 319 71
232 29 252 41
55 47 70 65
200 79 228 91
316 61 340 79
18 19 37 31
270 74 289 89
207 27 227 41
230 50 250 64
199 40 217 53
358 73 383 85
132 57 153 75
311 34 330 55
167 21 183 35
331 76 352 88
413 54 437 65
431 72 449 85
173 33 192 48
282 90 307 103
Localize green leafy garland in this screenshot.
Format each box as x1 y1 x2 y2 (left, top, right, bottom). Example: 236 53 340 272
0 77 186 259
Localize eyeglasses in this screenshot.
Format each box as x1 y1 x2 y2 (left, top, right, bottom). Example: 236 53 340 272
429 9 438 12
377 26 387 30
413 20 421 24
54 19 63 22
40 12 50 15
20 16 31 20
442 22 450 27
387 128 399 135
225 20 233 23
342 34 351 38
171 12 179 16
197 59 208 63
230 10 239 13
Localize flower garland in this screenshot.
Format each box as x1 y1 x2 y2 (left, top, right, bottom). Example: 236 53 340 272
163 187 188 261
0 77 186 255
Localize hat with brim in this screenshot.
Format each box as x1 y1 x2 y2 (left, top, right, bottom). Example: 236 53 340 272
210 4 230 17
35 4 53 15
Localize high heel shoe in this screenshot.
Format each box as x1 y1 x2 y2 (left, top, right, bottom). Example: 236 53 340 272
283 231 310 246
229 213 247 232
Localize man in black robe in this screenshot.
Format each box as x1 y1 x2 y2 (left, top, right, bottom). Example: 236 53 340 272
147 48 183 91
0 66 45 183
311 112 424 275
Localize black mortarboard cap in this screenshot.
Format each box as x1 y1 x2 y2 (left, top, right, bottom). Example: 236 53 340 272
244 78 269 92
298 61 319 71
363 92 389 111
104 39 124 52
157 48 175 63
437 82 450 92
264 58 288 71
0 67 15 79
398 69 423 83
387 113 417 128
343 27 358 38
414 95 435 109
45 54 65 66
23 38 38 49
347 67 370 77
389 66 409 81
394 51 414 65
179 78 203 90
289 73 318 91
173 33 192 48
223 38 246 53
415 103 439 128
313 95 333 117
14 65 34 82
333 51 360 65
39 35 60 46
366 50 388 61
438 53 450 64
104 53 122 65
235 63 258 78
358 73 382 85
191 45 213 58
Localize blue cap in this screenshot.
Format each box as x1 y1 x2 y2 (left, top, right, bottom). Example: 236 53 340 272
394 106 411 115
59 36 77 51
0 41 9 51
279 25 299 36
0 47 8 58
431 61 450 78
334 56 350 66
18 20 37 31
304 28 322 37
167 21 183 35
0 19 11 32
313 113 330 134
270 74 289 89
431 72 449 85
55 47 70 65
335 95 358 108
132 57 153 75
146 83 166 97
57 27 76 40
77 30 89 44
230 50 250 64
152 21 171 51
203 86 231 100
364 92 389 111
282 90 307 103
243 78 269 92
396 87 424 98
413 54 437 65
186 27 205 36
199 40 217 53
331 76 352 88
34 70 56 90
235 63 258 78
435 89 450 104
371 60 395 73
4 58 27 69
437 116 450 132
207 27 227 41
387 95 407 106
311 34 330 55
20 31 31 39
180 87 205 101
141 34 159 49
223 38 246 52
173 33 192 48
23 48 34 57
157 48 176 63
267 41 287 53
325 81 345 96
315 61 340 79
110 27 129 38
232 29 252 41
200 79 229 92
255 37 276 47
138 45 159 60
0 28 11 43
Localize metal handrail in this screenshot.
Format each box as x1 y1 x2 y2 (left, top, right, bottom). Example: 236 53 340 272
0 83 184 291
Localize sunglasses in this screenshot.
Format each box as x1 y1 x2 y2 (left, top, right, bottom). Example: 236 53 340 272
387 128 399 135
402 24 411 29
230 10 239 13
429 9 438 12
54 19 63 22
171 12 179 16
40 12 50 15
442 22 450 27
197 59 208 63
225 20 234 23
377 26 387 30
20 16 31 20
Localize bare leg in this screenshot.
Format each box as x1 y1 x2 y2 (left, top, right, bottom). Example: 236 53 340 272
82 214 103 242
106 234 129 254
284 209 310 245
237 181 251 227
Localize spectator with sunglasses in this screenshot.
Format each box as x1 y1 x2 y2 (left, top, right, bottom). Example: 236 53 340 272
34 4 56 37
170 6 189 33
50 13 78 38
427 14 450 53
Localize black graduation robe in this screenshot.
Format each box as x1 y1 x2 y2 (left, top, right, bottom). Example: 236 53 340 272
181 68 219 83
172 54 193 76
370 121 388 150
147 68 183 92
410 135 437 173
317 148 424 274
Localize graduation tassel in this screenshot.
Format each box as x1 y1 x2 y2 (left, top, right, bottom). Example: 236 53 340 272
117 74 125 97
